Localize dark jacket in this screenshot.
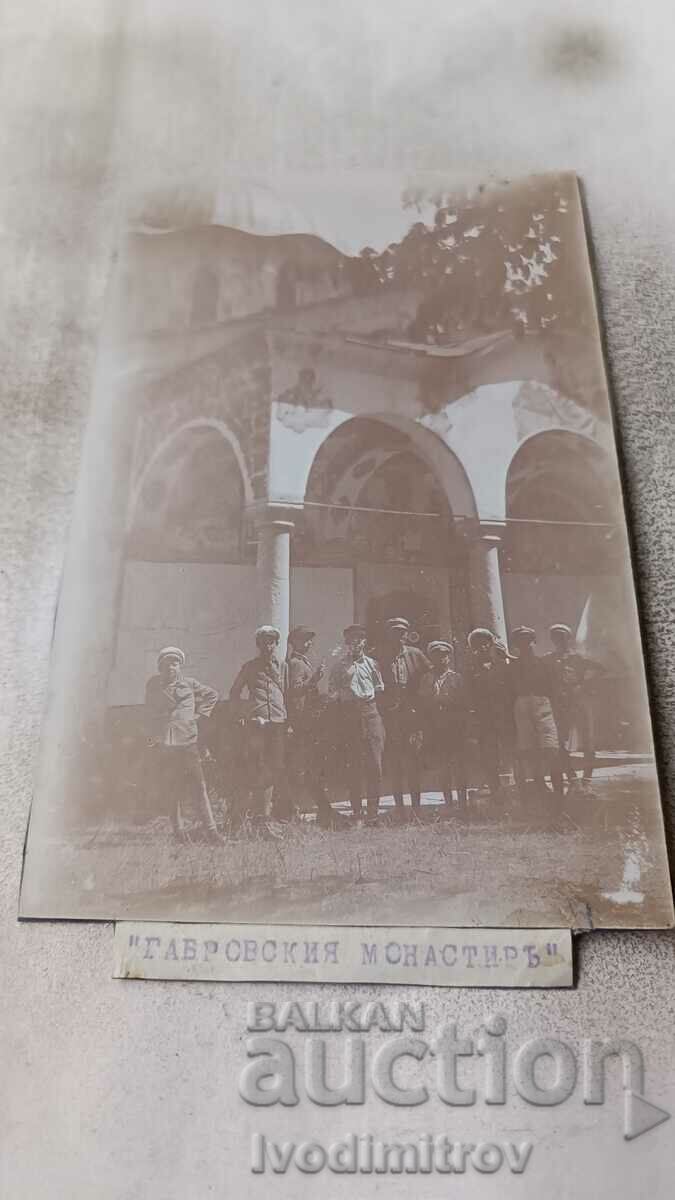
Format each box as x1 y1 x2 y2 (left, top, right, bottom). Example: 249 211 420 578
419 666 465 710
145 674 219 747
379 644 431 712
509 653 555 700
542 650 604 705
230 656 288 723
286 651 320 727
466 653 512 720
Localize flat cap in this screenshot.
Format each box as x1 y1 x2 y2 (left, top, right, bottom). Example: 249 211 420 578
468 627 495 647
550 623 573 636
384 616 411 632
427 640 453 656
510 626 537 642
157 645 186 667
288 625 316 644
255 625 281 641
343 624 367 640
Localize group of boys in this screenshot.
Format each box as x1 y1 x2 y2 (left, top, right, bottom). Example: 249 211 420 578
145 615 602 840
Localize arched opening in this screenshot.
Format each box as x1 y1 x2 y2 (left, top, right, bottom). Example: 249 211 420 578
128 424 247 563
502 430 639 746
110 424 257 719
296 417 472 648
504 431 618 577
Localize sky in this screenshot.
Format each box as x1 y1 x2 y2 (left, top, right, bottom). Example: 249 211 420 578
211 170 446 256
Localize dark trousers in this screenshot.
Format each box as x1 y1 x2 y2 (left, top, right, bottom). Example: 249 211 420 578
156 744 218 836
428 713 468 803
476 725 504 794
285 725 333 822
385 707 422 806
339 700 385 817
234 721 287 821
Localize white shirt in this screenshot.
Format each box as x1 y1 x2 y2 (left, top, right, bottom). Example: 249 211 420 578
328 653 384 702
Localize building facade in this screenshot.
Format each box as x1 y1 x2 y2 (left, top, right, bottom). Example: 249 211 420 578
35 214 652 822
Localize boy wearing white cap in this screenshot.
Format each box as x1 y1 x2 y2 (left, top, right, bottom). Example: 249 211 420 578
145 647 222 842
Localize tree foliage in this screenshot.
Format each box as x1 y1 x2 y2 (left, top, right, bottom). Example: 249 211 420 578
351 175 592 345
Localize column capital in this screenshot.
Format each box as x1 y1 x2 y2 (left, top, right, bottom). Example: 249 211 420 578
476 520 507 541
457 518 507 544
245 500 302 530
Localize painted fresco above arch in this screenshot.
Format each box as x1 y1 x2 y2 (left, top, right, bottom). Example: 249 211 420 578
506 426 616 517
420 379 614 522
131 415 254 513
270 404 477 523
297 416 469 569
126 418 252 563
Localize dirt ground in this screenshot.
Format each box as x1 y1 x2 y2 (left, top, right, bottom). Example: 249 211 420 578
23 764 674 928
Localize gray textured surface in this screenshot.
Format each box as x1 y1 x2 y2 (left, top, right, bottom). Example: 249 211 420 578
1 2 674 1197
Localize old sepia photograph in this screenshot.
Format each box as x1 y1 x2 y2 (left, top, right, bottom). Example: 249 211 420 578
19 169 674 928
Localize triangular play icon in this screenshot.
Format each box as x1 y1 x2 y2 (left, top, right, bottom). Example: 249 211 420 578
624 1090 671 1141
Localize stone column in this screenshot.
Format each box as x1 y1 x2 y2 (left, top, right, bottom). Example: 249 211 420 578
255 515 295 650
468 525 508 646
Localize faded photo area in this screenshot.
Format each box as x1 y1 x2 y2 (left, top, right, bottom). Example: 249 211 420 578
20 171 673 928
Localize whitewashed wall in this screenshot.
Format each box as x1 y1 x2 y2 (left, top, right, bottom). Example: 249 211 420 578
107 563 354 704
